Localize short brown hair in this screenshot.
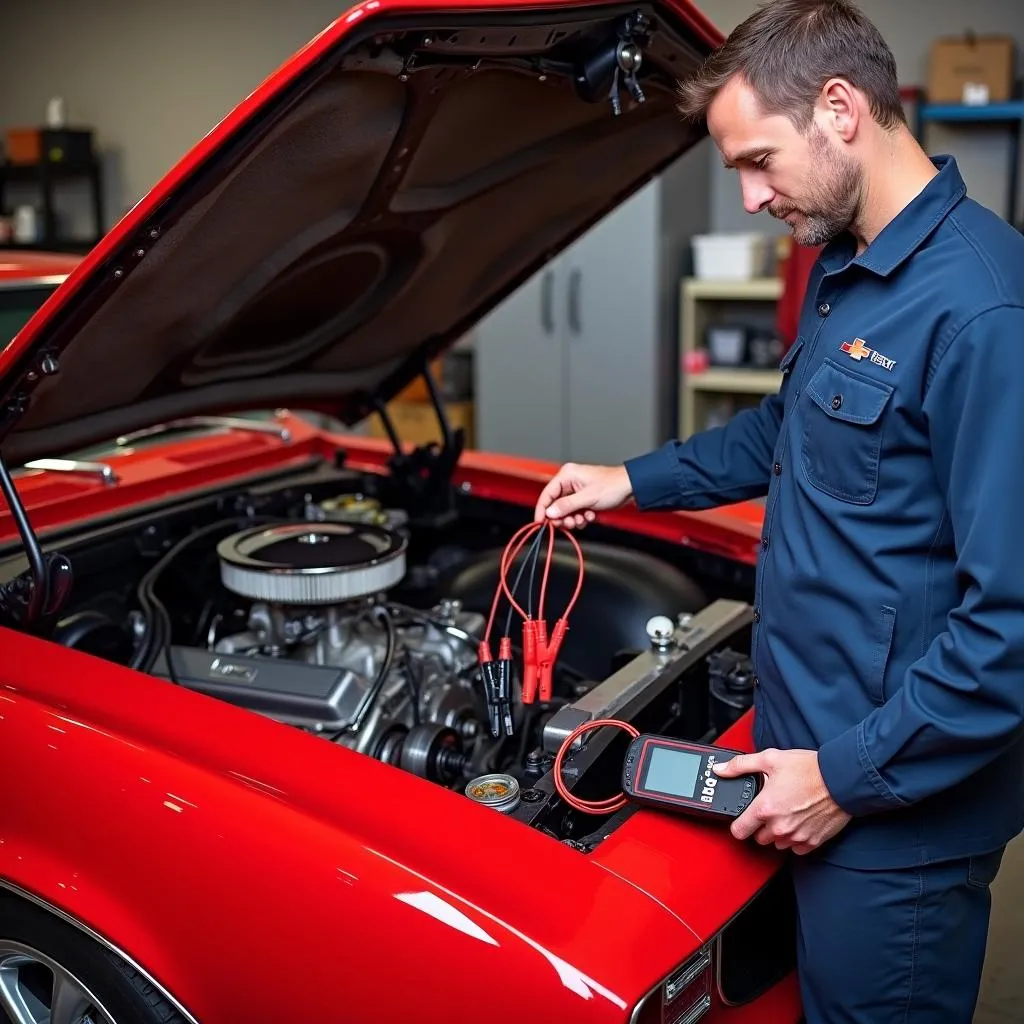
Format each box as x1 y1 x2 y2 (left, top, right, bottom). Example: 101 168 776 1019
678 0 905 131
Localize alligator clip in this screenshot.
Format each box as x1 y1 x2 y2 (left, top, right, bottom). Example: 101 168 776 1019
521 618 539 704
496 637 515 737
536 617 569 702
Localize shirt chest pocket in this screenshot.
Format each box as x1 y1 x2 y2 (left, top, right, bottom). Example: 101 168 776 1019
800 359 894 505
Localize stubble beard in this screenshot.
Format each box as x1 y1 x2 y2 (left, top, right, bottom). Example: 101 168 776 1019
768 128 863 247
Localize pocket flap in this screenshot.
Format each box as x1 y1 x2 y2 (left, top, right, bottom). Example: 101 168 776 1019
806 359 893 425
779 337 804 373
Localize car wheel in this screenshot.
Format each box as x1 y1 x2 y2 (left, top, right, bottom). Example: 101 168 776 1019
0 893 188 1024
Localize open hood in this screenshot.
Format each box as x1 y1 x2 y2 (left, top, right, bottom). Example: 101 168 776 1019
0 0 719 465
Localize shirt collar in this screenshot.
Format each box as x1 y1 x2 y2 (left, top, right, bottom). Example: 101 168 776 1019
819 155 967 278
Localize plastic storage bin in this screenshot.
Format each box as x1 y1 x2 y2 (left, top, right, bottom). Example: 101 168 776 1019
692 233 768 280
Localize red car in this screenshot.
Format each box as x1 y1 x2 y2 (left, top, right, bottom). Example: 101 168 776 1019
0 1 802 1022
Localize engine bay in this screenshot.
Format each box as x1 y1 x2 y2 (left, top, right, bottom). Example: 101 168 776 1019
0 453 758 848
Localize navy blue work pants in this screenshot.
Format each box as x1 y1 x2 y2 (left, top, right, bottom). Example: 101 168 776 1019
791 846 1005 1023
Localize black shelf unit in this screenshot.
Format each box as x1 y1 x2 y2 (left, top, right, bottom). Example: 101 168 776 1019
0 156 104 253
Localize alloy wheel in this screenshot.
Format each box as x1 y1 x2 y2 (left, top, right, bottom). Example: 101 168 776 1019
0 940 117 1024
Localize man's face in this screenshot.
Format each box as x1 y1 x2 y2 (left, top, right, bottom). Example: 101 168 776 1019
707 75 863 247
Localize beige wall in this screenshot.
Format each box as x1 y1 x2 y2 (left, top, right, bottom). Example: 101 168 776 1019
0 0 357 232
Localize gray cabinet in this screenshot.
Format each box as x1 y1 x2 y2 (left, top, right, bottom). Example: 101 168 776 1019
474 144 711 467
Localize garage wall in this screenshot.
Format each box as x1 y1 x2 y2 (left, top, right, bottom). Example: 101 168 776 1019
1 0 1023 234
0 0 357 231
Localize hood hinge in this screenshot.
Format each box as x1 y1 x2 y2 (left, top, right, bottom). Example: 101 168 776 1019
0 347 61 437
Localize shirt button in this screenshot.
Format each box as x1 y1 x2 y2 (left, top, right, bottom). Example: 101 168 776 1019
831 394 843 410
818 302 831 317
752 675 760 687
753 608 761 623
773 461 782 475
761 535 769 550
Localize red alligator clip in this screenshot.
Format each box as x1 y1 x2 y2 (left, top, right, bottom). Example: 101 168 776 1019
537 617 569 702
521 619 539 704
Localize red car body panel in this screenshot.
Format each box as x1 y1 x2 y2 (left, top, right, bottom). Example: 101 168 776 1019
0 1 802 1021
0 251 82 282
2 414 763 568
1 417 793 1022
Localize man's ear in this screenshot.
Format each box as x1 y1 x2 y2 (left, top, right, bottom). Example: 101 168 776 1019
819 77 860 142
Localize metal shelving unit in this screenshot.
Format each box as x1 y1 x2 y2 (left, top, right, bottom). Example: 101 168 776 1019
914 99 1024 225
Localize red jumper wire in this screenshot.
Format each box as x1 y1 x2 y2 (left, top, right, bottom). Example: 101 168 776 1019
476 521 584 736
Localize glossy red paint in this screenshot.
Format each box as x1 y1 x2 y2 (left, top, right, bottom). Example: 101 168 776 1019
2 610 788 1024
2 412 330 542
0 413 786 1023
0 411 766 569
0 250 82 282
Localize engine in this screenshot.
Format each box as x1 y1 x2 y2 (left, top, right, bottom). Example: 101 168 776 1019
36 474 722 800
158 510 491 787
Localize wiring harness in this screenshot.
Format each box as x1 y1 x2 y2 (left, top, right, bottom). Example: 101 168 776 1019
477 521 584 738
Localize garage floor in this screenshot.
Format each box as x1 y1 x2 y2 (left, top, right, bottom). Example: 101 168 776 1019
976 833 1024 1021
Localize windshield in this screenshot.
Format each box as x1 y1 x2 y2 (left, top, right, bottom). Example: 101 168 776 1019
0 283 57 349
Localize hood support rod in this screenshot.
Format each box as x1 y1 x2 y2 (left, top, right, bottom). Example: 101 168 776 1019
0 454 46 627
0 454 74 634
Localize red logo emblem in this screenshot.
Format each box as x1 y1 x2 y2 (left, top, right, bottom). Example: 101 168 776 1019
840 338 872 361
840 337 896 371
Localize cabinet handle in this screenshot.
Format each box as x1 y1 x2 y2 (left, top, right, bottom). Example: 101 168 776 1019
568 268 582 334
540 270 555 334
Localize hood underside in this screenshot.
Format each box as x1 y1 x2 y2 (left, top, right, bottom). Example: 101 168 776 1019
0 1 715 465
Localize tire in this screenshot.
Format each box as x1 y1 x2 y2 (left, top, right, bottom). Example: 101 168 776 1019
0 892 189 1024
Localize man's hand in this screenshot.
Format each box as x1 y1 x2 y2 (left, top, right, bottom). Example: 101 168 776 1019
715 748 852 856
534 463 634 529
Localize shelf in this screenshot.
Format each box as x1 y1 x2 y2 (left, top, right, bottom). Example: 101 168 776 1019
0 157 105 257
914 99 1023 224
678 272 784 439
684 368 782 394
920 101 1024 123
682 277 783 301
1 159 101 181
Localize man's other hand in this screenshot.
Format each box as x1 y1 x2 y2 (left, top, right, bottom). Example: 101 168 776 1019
715 748 852 856
534 463 634 529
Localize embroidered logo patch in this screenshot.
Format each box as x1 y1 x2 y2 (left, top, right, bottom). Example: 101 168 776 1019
840 338 896 371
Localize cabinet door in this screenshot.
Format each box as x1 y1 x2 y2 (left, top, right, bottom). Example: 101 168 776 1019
473 261 567 462
563 182 659 466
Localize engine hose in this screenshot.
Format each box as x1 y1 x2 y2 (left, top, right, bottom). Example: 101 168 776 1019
554 718 639 815
329 605 397 741
131 515 282 674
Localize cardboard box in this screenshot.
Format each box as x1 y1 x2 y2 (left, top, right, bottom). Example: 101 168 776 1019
366 399 474 448
928 34 1016 105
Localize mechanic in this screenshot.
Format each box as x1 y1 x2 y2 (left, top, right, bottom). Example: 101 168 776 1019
533 1 1024 1021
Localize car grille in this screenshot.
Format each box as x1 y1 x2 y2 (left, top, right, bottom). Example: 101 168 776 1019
716 866 797 1005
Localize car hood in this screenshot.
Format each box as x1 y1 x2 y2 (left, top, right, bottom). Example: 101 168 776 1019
0 0 719 466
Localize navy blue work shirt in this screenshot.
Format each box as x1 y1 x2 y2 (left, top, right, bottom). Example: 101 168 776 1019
625 156 1024 869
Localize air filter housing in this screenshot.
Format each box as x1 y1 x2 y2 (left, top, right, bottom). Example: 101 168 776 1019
217 522 407 605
